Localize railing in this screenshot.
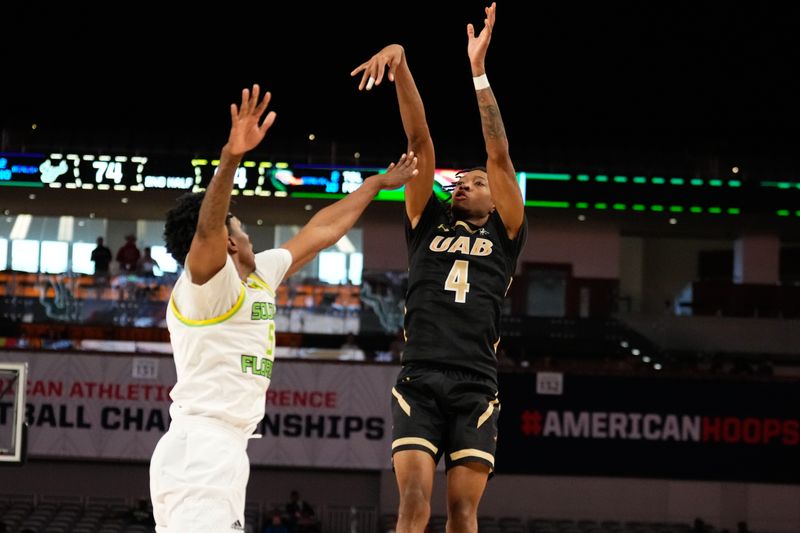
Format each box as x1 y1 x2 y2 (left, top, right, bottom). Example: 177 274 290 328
322 505 378 533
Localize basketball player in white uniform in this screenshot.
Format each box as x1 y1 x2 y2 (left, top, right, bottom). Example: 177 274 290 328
150 85 418 532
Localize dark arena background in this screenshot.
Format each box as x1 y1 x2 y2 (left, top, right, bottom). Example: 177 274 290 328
1 2 799 532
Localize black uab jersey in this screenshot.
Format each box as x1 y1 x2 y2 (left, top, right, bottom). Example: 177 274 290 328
403 195 527 385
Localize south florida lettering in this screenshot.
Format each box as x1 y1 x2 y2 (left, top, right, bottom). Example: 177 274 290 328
241 355 273 378
251 301 276 320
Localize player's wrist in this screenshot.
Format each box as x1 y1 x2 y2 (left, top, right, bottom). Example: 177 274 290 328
221 144 245 160
366 175 385 192
472 73 490 91
470 62 486 76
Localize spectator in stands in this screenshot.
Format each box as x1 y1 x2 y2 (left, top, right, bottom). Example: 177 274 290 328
756 360 774 377
286 490 319 533
388 329 405 362
116 234 141 272
137 246 161 277
375 329 405 363
737 521 751 533
296 508 320 533
692 518 710 533
91 237 113 276
341 332 359 350
43 328 72 350
149 84 417 533
264 512 289 533
340 332 365 360
129 498 155 526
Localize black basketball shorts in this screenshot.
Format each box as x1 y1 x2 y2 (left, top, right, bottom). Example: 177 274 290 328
390 363 500 472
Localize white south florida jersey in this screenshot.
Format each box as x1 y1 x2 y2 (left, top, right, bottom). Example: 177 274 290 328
166 248 292 435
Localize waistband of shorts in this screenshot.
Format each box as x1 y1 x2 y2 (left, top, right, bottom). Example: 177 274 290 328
169 414 252 443
402 361 497 385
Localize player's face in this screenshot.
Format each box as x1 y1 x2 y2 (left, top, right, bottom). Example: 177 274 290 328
451 170 494 218
228 216 256 271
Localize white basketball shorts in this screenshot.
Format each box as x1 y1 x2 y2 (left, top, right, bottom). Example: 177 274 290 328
150 415 251 532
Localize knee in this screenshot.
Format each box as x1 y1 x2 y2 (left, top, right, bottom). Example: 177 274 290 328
447 499 477 528
398 485 430 519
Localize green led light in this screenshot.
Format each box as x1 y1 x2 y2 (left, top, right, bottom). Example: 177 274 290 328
595 175 609 182
690 206 703 213
670 178 685 185
796 211 800 217
669 206 684 212
0 181 45 188
727 208 740 215
576 202 589 209
613 176 628 183
777 209 790 217
633 177 647 184
376 189 407 202
291 192 347 199
690 179 703 186
651 205 664 212
434 188 451 201
757 181 799 189
729 180 741 187
576 174 590 182
652 177 665 184
525 200 571 208
710 180 723 187
594 202 608 210
528 173 571 181
612 203 626 210
632 204 646 211
709 207 722 214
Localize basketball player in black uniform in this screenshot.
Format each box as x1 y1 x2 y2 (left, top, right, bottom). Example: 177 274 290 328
351 4 526 533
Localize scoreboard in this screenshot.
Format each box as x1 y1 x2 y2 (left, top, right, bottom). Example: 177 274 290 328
0 152 456 201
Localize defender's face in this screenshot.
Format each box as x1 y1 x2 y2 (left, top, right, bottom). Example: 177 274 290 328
451 170 494 218
228 216 256 270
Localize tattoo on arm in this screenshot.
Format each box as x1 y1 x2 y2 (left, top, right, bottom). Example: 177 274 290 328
478 89 507 140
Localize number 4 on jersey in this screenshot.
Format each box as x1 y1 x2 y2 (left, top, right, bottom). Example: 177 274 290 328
445 260 470 303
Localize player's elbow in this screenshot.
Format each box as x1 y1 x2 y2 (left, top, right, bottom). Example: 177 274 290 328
407 128 432 150
316 226 340 252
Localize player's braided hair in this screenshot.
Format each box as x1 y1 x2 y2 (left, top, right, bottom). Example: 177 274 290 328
445 166 488 222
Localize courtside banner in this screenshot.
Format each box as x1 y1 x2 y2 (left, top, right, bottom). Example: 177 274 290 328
0 352 397 469
496 372 800 483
